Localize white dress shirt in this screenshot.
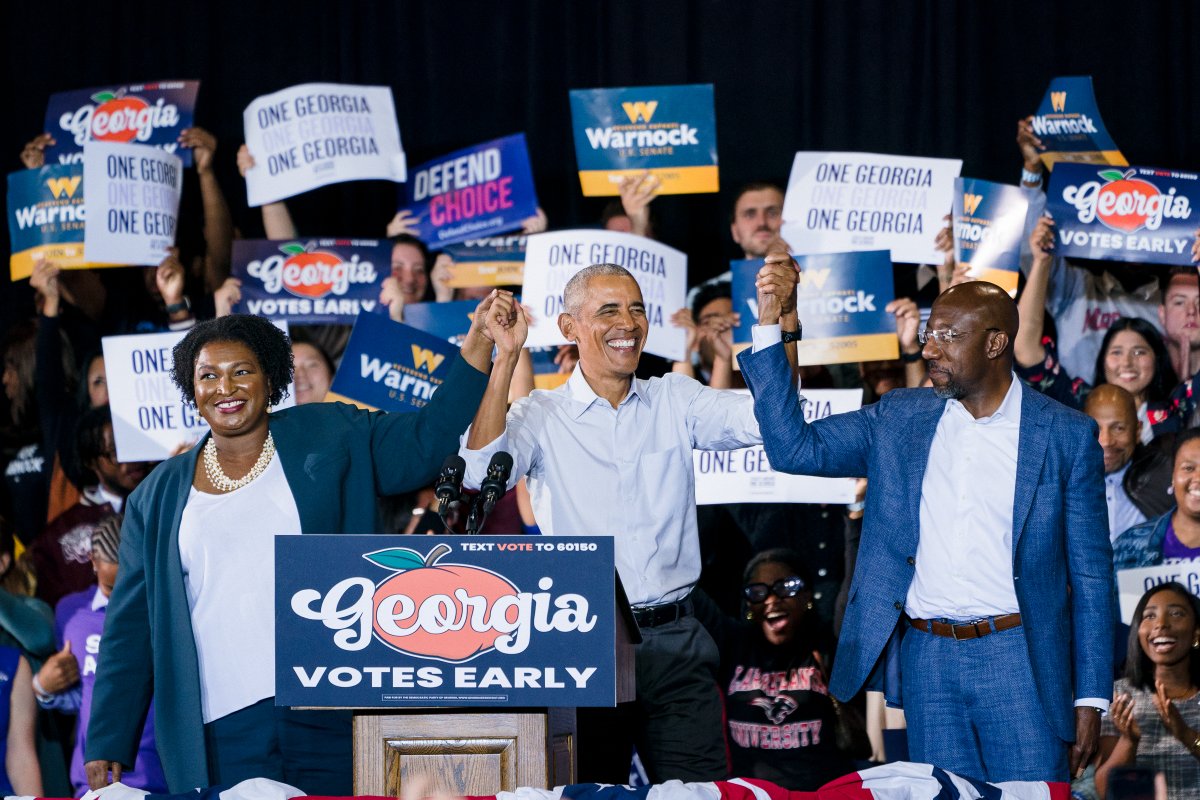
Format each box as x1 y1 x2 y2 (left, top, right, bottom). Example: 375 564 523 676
460 367 761 606
1106 463 1147 542
906 375 1023 620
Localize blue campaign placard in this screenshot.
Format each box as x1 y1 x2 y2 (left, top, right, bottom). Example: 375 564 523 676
401 300 477 346
568 84 718 196
1031 76 1125 167
399 133 538 248
43 81 200 167
1047 164 1199 266
232 239 391 324
952 178 1029 295
441 235 526 288
7 163 110 279
733 251 898 366
327 313 459 412
276 535 617 708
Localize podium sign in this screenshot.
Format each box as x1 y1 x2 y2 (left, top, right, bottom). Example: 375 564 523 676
276 535 617 708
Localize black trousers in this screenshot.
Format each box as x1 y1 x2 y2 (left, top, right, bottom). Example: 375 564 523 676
578 615 728 783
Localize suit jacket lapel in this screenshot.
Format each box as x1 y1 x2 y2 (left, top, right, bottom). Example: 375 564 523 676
1012 384 1049 553
906 392 947 539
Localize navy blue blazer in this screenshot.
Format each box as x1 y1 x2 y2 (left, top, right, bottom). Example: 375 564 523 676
86 354 488 791
739 343 1114 741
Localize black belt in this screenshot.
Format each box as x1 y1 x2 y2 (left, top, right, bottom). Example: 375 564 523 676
631 599 693 629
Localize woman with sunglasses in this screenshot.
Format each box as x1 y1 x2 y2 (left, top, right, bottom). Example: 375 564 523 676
695 548 850 789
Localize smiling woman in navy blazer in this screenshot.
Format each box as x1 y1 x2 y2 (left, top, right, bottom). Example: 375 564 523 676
84 295 519 793
739 250 1114 784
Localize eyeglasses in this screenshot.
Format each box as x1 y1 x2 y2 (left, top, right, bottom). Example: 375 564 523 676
743 576 806 603
916 327 999 346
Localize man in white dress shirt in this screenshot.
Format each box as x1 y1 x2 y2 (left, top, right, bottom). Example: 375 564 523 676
460 261 798 783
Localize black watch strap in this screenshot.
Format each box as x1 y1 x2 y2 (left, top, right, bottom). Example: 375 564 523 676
900 350 923 363
781 327 803 344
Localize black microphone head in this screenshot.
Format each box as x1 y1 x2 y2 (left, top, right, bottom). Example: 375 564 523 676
442 454 466 477
435 454 467 501
487 451 513 479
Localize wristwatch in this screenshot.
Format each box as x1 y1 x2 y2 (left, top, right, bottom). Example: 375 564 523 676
165 296 191 315
900 350 923 363
781 327 803 344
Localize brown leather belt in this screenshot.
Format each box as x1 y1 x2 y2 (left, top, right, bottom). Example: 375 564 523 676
908 613 1022 640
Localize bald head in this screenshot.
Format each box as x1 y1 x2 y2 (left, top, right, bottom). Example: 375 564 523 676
1085 384 1140 474
934 281 1020 341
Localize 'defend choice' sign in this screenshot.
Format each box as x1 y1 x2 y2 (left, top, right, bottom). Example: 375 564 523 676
276 535 617 707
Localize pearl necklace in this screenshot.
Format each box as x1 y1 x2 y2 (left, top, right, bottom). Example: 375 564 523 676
203 432 275 492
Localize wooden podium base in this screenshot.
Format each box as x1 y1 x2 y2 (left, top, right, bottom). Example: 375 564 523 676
353 708 577 796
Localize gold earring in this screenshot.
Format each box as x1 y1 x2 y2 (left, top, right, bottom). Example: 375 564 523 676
744 609 754 621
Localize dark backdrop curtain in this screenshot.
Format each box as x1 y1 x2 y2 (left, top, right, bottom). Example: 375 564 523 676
3 0 1198 332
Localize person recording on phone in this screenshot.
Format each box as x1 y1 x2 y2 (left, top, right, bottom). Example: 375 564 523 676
459 262 794 785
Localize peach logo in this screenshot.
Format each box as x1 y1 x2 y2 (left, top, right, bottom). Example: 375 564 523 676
290 543 597 664
58 89 182 147
246 241 378 299
1063 169 1193 234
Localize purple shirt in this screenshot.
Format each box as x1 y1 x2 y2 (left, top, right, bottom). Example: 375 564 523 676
58 589 167 795
1162 520 1200 561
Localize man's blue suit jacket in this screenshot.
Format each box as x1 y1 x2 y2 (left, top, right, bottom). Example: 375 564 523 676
739 344 1114 742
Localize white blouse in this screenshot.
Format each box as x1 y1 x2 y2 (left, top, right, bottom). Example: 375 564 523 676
178 453 301 723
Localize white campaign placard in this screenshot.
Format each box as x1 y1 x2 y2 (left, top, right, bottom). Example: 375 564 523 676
1116 561 1200 622
693 389 863 504
103 325 295 462
522 229 687 362
83 141 182 265
781 152 962 264
243 83 406 207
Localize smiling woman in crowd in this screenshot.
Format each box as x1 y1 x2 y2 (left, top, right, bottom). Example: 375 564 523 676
84 297 519 794
1095 582 1200 799
695 548 854 790
1114 429 1200 570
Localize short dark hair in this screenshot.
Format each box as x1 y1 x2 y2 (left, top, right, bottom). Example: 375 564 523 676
1173 427 1200 464
1124 582 1200 691
1093 318 1177 403
742 547 814 588
1158 266 1198 297
76 404 113 471
690 279 732 322
170 315 293 407
289 331 336 376
729 181 784 223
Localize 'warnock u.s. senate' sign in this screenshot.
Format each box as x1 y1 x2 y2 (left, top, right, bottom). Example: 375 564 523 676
275 535 618 708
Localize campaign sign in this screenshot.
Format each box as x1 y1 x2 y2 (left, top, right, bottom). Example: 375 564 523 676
1032 77 1127 170
1046 164 1198 265
43 81 200 167
733 251 898 367
568 84 718 196
232 239 390 324
781 152 962 264
952 178 1029 297
401 300 477 346
522 230 687 362
102 324 294 462
243 83 406 207
695 389 862 504
7 164 116 279
400 134 538 248
276 535 616 708
1117 561 1200 622
83 141 183 265
530 346 570 391
327 313 458 413
441 234 527 288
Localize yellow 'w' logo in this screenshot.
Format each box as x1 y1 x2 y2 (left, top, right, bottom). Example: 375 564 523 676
1050 91 1067 112
621 101 658 124
963 193 984 216
45 176 82 198
799 268 831 291
411 346 446 373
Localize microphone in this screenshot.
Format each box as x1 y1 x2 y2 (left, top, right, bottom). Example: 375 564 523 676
478 452 513 516
466 451 513 534
434 455 466 516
